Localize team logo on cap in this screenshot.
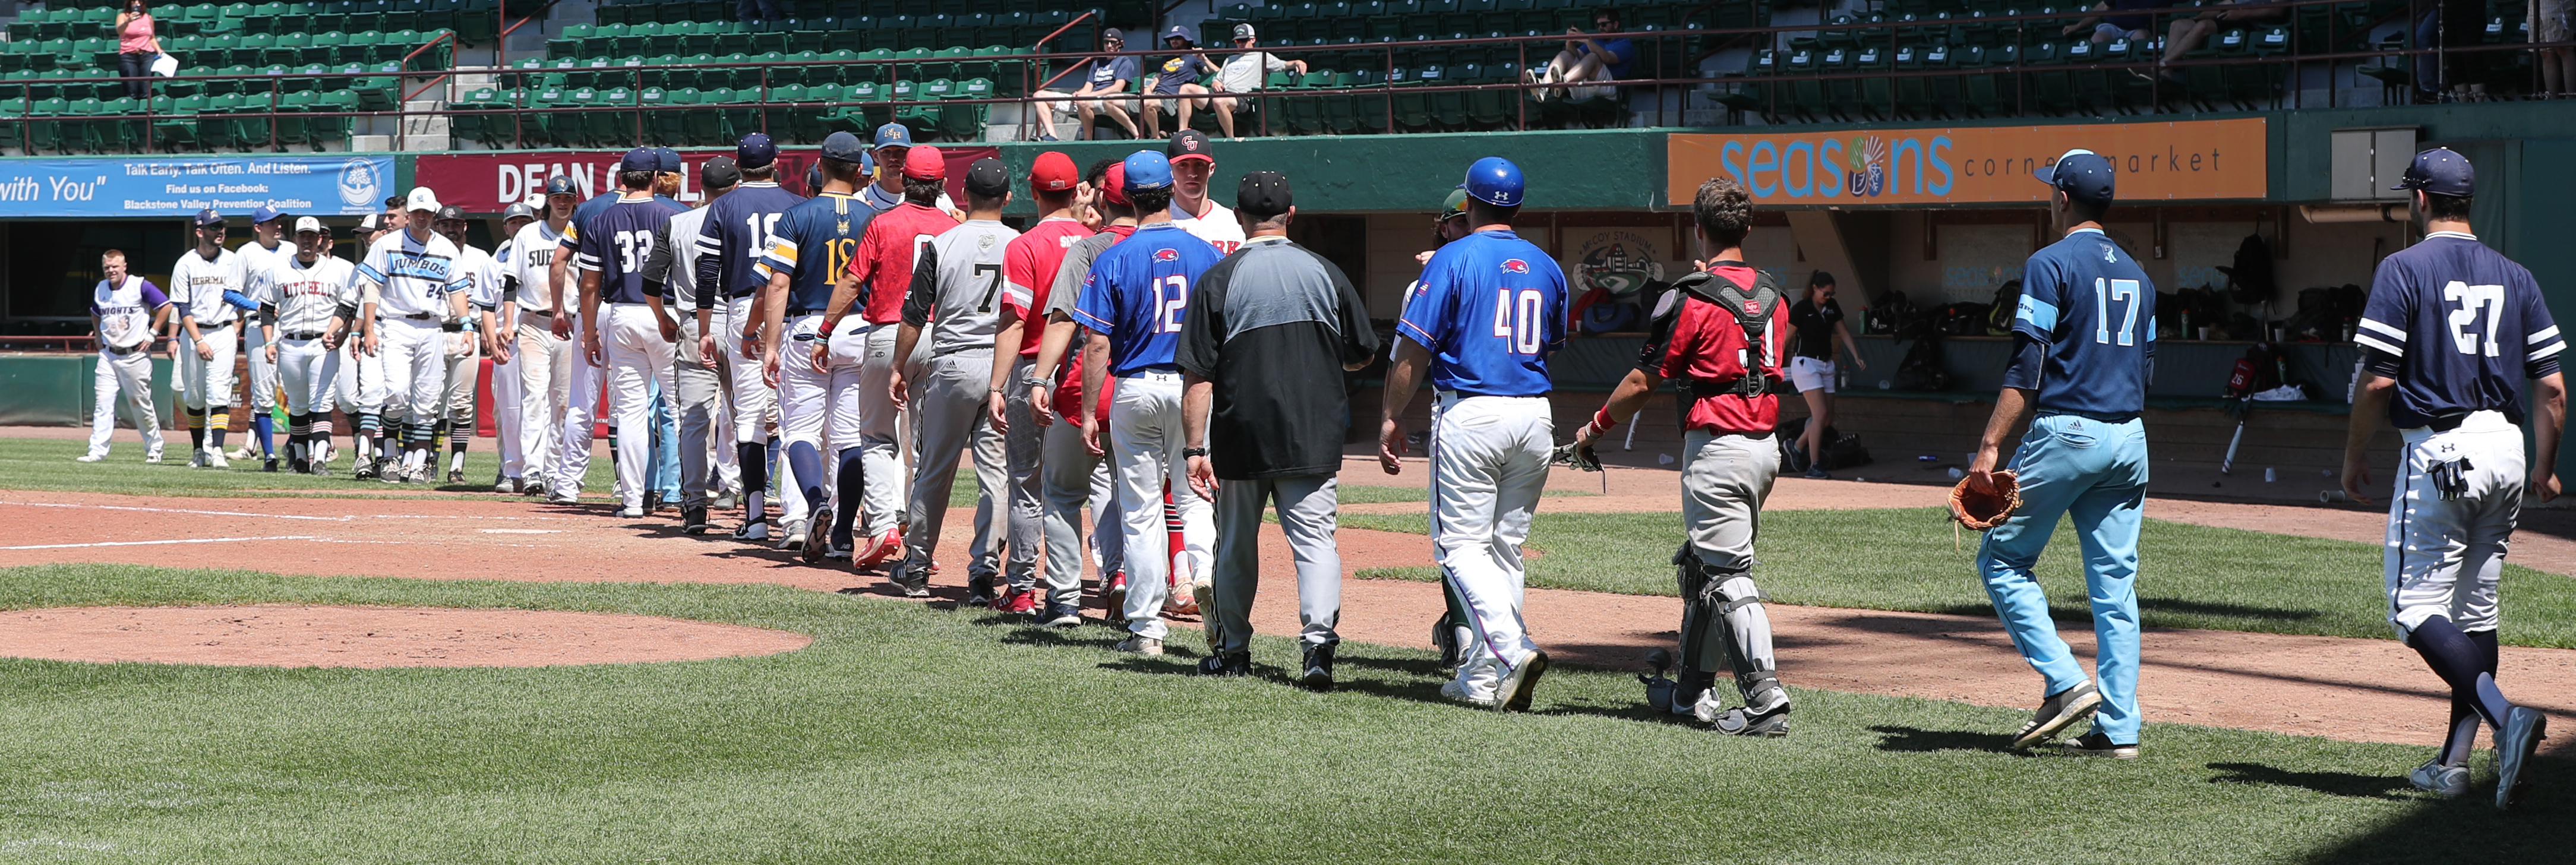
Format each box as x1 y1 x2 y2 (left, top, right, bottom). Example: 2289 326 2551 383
1501 258 1529 274
1154 248 1179 261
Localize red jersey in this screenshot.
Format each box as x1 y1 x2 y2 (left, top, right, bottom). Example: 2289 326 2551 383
1003 216 1095 357
845 201 955 325
1636 264 1789 435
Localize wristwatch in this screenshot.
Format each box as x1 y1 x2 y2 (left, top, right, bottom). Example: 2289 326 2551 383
1182 447 1208 459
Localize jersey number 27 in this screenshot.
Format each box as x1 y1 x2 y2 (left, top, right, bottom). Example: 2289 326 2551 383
2444 281 2506 357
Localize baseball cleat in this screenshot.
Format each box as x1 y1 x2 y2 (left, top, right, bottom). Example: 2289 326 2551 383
853 527 898 566
1494 648 1549 712
144 447 163 463
447 469 465 484
2013 681 2103 750
778 519 808 551
893 569 932 598
2058 731 2138 758
1195 651 1251 677
965 575 997 608
227 445 256 460
1113 636 1164 656
645 491 665 514
288 457 309 474
2497 706 2547 810
2409 759 2470 798
1001 586 1038 615
523 478 547 497
681 507 713 535
204 449 228 469
1300 644 1335 691
1191 578 1216 621
1712 706 1794 737
351 458 374 479
494 476 518 494
264 457 280 473
733 520 772 542
1439 677 1500 709
1040 602 1083 627
546 486 581 506
75 453 105 463
617 504 645 519
1101 570 1128 624
801 507 832 564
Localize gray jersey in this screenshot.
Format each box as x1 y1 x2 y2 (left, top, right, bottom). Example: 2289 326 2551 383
1046 228 1127 323
902 219 1020 355
658 206 712 314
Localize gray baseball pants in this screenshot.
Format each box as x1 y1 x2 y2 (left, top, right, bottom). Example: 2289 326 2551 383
674 315 722 511
1040 411 1123 608
1000 356 1044 592
1211 473 1343 654
901 349 1006 581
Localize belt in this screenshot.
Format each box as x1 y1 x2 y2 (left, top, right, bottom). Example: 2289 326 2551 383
2038 409 2140 424
522 308 554 318
2424 410 2521 432
400 312 437 320
283 331 324 340
442 321 465 332
787 308 822 317
935 345 995 358
1117 365 1182 378
103 342 144 356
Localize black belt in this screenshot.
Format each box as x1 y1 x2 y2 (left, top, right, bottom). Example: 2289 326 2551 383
523 309 554 317
401 312 437 320
442 322 465 332
103 343 144 356
2425 411 2521 432
787 308 822 317
283 331 324 340
2040 409 2139 424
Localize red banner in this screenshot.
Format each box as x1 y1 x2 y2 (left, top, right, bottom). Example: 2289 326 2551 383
412 146 1001 213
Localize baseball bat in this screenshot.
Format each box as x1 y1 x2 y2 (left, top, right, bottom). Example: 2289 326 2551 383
2219 421 2245 475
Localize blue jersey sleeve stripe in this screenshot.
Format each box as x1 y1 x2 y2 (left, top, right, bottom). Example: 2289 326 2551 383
2014 293 2059 332
1068 305 1113 334
2354 333 2404 356
354 263 385 283
2358 317 2407 342
1395 317 1437 348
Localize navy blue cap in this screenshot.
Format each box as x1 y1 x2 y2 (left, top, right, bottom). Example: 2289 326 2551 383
2393 146 2474 197
544 175 578 197
820 130 867 162
1162 25 1192 42
193 208 225 227
1122 150 1172 193
737 132 777 169
620 147 660 173
873 122 914 150
2034 149 2114 205
652 146 683 173
250 205 285 224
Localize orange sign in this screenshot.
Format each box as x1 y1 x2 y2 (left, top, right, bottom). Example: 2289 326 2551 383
1666 119 2268 206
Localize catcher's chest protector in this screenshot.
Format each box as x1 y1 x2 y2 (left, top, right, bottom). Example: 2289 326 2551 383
1658 270 1787 436
1678 270 1783 397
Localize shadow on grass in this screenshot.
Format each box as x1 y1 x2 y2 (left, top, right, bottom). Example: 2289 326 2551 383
2289 755 2576 863
1919 598 2325 625
2205 762 2413 800
1867 725 2019 756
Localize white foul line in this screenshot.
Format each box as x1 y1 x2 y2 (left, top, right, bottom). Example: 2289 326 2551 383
0 501 352 522
0 535 318 551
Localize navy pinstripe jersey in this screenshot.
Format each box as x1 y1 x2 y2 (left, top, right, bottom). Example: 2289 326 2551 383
2356 232 2565 428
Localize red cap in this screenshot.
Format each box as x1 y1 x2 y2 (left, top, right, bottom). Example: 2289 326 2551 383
1101 162 1129 205
1029 151 1078 192
901 144 946 181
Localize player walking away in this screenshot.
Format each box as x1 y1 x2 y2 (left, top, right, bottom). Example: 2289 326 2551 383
1962 150 2155 758
889 158 1019 603
1164 131 1243 255
991 151 1096 621
551 150 685 504
837 138 962 567
233 205 294 470
1028 158 1134 627
1074 151 1224 655
577 149 688 519
1179 171 1379 687
337 212 393 477
649 154 734 532
357 188 475 485
1377 157 1565 712
258 218 353 475
2338 147 2562 809
697 135 805 536
433 205 503 485
1786 270 1865 479
81 250 171 463
484 202 539 492
1572 176 1794 735
510 178 580 498
1414 187 1477 673
173 209 250 469
756 132 877 550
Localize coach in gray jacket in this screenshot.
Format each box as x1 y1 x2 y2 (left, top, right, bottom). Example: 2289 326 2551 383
1179 171 1379 690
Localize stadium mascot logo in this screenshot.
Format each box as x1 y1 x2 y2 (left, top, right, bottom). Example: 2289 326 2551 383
1154 247 1179 261
1570 232 1665 334
1843 136 1889 198
337 158 383 210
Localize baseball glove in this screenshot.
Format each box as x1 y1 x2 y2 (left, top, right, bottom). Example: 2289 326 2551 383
1948 471 2021 531
1549 441 1602 472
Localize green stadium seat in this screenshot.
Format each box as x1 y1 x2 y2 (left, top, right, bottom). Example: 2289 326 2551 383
156 93 207 150
310 89 357 147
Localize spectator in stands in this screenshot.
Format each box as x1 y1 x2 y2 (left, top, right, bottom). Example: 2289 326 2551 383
2063 0 2157 43
1530 7 1633 102
1033 28 1139 141
2533 0 2571 97
2160 0 2286 67
1141 26 1218 140
115 0 161 100
1208 23 1305 141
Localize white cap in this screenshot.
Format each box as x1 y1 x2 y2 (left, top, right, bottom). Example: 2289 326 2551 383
403 186 440 213
292 216 324 233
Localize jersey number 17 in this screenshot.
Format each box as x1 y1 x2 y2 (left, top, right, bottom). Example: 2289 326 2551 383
2092 277 2141 346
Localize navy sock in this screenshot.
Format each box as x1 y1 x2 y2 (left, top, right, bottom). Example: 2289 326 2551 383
785 441 828 513
834 447 864 547
2407 616 2514 731
765 438 781 493
208 410 228 449
253 413 274 456
736 441 768 522
187 408 206 450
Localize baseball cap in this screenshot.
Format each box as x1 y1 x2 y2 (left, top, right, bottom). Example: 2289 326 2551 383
501 203 538 223
434 204 467 223
873 122 914 150
1167 129 1214 165
1122 151 1173 194
404 186 441 213
902 144 947 181
544 175 578 197
652 146 684 174
736 132 778 169
702 154 742 189
1163 24 1192 42
1438 188 1470 221
1237 171 1292 219
2034 149 2114 205
1232 23 1256 40
1029 151 1078 192
2392 146 2474 197
964 157 1011 198
1101 160 1131 205
192 208 225 227
251 205 285 224
356 213 387 233
292 216 324 233
1101 27 1124 43
820 130 868 162
619 147 660 173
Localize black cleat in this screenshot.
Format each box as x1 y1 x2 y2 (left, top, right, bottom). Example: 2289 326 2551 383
680 506 713 535
1195 651 1251 677
1299 644 1335 690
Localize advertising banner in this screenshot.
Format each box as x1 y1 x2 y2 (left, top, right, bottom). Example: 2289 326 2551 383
413 146 1001 212
1666 118 2268 206
0 155 393 218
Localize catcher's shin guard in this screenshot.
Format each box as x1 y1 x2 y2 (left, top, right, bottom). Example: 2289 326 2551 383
1433 576 1473 673
1675 547 1787 716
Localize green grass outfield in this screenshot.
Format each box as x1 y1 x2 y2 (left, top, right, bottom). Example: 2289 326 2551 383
1342 510 2576 649
0 563 2562 863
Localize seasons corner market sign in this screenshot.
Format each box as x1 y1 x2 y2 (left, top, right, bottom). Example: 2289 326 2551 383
1666 118 2266 206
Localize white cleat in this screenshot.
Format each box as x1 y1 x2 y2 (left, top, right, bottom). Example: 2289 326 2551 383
778 519 808 551
733 520 773 542
617 504 645 519
144 447 164 464
204 449 229 469
1113 636 1164 656
75 453 105 463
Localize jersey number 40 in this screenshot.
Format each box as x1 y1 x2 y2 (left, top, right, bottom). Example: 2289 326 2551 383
1491 288 1545 354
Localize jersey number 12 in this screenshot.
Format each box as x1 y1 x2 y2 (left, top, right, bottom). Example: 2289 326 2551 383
2092 277 2141 346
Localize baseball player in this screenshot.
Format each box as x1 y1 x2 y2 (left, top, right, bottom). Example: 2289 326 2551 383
432 204 504 485
1962 150 2156 757
337 212 394 478
551 150 685 504
1375 156 1564 711
649 154 734 530
1072 150 1223 656
1163 130 1243 255
576 149 688 519
887 157 1018 603
1415 187 1476 673
2339 147 2561 809
1571 176 1794 735
990 151 1095 619
172 209 250 469
755 131 877 550
356 187 475 485
509 178 580 497
79 249 171 464
482 202 539 492
1177 170 1379 687
1027 157 1134 626
699 134 808 537
860 124 955 214
257 218 354 475
232 205 295 470
836 138 963 565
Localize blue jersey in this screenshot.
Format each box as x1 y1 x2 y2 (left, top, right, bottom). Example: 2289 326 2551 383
2004 228 2157 417
757 191 873 314
573 195 683 305
2357 232 2565 428
560 191 681 255
1396 229 1567 397
1070 222 1222 376
694 181 808 307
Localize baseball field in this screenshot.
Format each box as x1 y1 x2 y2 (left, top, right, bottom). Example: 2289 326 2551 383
2 430 2569 863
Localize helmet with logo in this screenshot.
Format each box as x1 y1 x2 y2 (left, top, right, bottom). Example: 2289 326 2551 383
1459 156 1524 207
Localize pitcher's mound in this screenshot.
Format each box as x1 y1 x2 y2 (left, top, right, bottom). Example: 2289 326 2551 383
0 605 810 668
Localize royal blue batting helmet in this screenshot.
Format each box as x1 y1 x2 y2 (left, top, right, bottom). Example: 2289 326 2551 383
1459 156 1524 207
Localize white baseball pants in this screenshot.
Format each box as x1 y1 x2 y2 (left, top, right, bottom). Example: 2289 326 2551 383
774 313 850 525
1108 370 1214 639
86 348 163 458
552 314 605 495
179 323 238 411
274 335 339 416
2387 411 2524 636
1429 392 1553 682
334 334 386 415
719 296 774 447
245 320 277 411
491 345 525 480
377 317 446 427
603 304 677 510
517 312 573 487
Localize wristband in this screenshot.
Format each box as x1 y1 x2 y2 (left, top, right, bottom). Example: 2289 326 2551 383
1021 375 1053 390
1587 406 1618 436
1182 447 1208 459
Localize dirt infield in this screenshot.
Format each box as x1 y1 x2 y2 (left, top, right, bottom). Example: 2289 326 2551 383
0 605 810 668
